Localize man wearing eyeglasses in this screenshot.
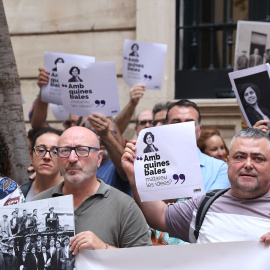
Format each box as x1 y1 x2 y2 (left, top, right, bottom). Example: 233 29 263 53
134 109 153 136
32 126 151 251
151 101 172 127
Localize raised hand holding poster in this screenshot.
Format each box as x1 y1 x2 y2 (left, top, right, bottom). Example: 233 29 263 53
57 61 120 117
134 122 205 202
41 51 95 105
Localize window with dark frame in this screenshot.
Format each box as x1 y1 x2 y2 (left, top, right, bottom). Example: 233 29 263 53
175 0 270 99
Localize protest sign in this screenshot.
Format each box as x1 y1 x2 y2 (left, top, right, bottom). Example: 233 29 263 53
76 241 270 270
41 51 95 105
49 103 70 121
229 64 270 127
57 61 120 117
134 122 204 202
122 39 167 89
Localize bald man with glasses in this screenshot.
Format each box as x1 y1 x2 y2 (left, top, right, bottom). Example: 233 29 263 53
33 126 151 252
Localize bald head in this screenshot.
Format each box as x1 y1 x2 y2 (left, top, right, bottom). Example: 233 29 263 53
58 126 100 149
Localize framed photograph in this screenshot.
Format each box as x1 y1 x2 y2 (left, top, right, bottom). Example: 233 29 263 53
0 195 75 270
229 64 270 127
234 21 270 71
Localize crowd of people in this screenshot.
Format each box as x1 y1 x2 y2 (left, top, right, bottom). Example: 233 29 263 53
1 233 74 269
0 61 269 269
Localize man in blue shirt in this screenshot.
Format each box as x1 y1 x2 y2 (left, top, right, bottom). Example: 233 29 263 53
166 99 230 191
87 113 132 196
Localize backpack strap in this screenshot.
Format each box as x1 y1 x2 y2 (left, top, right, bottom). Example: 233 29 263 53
194 188 230 240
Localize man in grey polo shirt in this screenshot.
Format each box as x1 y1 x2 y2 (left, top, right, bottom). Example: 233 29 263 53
33 126 151 254
122 128 270 245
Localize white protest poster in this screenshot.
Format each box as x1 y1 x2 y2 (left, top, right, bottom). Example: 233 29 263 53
41 51 95 105
134 122 204 202
57 61 120 117
229 64 270 127
122 39 167 89
76 241 270 270
0 195 75 270
49 103 70 121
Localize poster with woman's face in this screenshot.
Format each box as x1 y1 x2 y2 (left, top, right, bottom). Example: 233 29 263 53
229 64 270 127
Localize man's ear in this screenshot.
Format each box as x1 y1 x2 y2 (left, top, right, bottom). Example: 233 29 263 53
198 124 202 138
97 150 103 168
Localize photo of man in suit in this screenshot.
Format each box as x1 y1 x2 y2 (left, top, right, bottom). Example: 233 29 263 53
10 211 20 235
249 48 263 67
22 235 33 254
4 247 18 270
45 207 59 230
20 212 36 234
60 236 74 270
0 214 11 238
51 240 62 270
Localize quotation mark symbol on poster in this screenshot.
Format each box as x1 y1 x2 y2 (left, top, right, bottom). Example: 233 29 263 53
173 174 185 184
95 100 106 107
62 84 68 87
144 74 152 81
136 155 143 161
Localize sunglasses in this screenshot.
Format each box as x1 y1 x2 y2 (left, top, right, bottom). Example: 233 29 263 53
138 120 152 126
151 119 167 126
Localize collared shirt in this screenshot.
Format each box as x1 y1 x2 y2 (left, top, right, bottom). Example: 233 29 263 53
197 148 231 191
97 160 132 196
65 245 69 258
43 252 47 262
32 179 151 248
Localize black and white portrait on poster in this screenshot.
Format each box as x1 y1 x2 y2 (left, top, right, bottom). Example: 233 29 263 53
234 21 270 71
0 195 75 270
229 64 270 127
143 132 159 153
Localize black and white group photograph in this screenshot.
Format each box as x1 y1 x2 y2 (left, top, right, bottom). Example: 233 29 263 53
234 21 270 70
0 196 74 270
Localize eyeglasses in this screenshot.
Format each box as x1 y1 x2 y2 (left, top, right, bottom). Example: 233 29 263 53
151 119 167 126
56 146 100 158
138 120 152 126
33 146 58 159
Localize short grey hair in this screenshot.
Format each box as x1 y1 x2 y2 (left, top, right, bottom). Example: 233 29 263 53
230 128 270 149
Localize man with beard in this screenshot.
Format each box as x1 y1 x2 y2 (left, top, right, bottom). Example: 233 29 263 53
32 127 151 252
87 113 132 196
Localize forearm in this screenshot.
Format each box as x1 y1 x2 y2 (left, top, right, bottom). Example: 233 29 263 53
101 133 128 181
129 176 168 232
31 92 49 128
115 101 137 134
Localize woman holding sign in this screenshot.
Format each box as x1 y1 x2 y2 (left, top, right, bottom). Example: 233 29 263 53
238 83 270 126
143 132 159 153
